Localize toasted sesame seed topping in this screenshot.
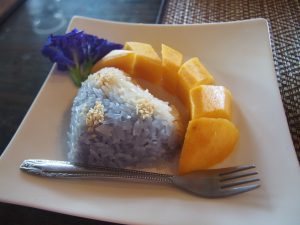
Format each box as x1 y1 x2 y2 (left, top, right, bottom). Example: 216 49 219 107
86 101 105 131
136 99 154 119
97 72 117 87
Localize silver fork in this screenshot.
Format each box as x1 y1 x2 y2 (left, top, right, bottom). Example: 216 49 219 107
20 159 260 198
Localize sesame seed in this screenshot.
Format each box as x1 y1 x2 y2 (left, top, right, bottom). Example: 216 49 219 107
86 101 105 130
136 98 155 119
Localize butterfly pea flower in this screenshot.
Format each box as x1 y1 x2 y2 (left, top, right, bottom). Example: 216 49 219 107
42 29 123 86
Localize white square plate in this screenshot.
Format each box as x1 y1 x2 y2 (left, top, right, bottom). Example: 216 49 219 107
0 16 299 225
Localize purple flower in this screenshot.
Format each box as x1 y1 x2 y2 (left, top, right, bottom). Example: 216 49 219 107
42 29 123 86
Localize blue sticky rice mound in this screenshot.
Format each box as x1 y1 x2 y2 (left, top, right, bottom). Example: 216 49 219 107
68 67 183 168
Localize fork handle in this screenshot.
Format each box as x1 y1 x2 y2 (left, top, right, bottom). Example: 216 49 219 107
20 159 174 184
76 172 174 184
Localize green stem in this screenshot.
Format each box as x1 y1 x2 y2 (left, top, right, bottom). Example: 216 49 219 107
69 68 82 87
69 60 94 87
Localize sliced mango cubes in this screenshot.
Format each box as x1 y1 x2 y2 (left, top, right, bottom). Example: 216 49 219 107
177 57 215 108
179 118 239 174
92 40 240 174
124 42 162 84
91 50 135 75
190 85 232 120
161 44 183 94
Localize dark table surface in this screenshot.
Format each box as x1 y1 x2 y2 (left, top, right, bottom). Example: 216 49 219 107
0 0 163 224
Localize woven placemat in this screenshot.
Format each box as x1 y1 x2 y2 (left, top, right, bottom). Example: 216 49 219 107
161 0 300 161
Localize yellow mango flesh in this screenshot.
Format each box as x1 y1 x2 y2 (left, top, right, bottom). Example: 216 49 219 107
161 44 183 94
91 50 135 75
190 85 232 120
177 57 215 108
124 42 162 84
179 118 239 174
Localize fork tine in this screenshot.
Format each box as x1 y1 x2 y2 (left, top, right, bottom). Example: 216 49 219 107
220 184 260 197
221 177 260 189
219 164 256 176
220 171 258 181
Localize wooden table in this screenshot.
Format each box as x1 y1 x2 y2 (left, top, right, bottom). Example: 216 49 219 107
0 0 163 224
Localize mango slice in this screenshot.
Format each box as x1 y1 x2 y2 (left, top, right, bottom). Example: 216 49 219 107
161 44 183 94
179 118 239 174
91 50 135 75
177 57 215 108
190 85 232 120
124 42 162 84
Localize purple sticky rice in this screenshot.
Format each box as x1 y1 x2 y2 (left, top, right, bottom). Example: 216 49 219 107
68 68 183 168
